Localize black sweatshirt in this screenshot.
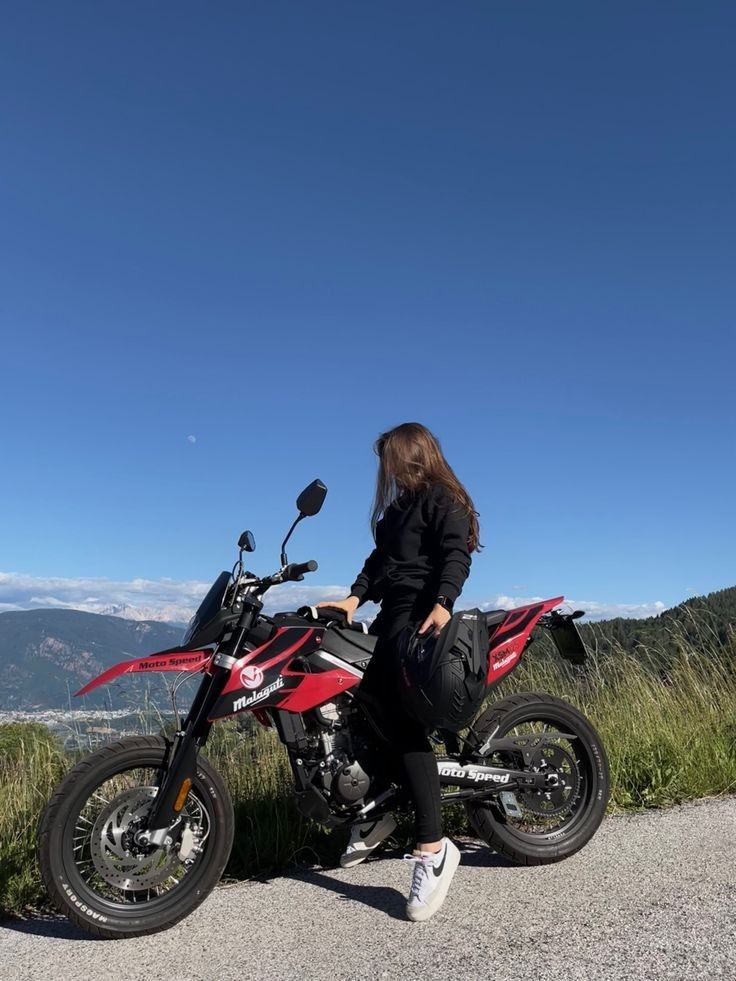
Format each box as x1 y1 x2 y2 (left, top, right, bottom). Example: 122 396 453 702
349 483 472 609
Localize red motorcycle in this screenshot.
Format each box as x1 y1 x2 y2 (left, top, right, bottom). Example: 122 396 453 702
38 480 609 938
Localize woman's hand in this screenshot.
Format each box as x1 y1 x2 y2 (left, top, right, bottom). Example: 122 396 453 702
315 595 360 624
417 603 452 638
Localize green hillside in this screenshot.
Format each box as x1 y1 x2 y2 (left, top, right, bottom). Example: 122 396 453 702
578 586 736 661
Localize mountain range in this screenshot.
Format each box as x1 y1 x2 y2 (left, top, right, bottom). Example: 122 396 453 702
0 587 734 710
0 610 183 710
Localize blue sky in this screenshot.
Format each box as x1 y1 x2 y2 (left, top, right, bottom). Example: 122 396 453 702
1 3 734 622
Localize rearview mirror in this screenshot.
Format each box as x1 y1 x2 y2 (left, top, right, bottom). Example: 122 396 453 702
296 479 327 517
238 530 256 552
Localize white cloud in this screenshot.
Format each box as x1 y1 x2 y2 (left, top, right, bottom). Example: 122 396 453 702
0 571 354 623
0 571 667 624
476 594 667 622
0 571 211 623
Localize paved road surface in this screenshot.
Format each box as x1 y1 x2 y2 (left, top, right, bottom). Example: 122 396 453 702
2 797 734 980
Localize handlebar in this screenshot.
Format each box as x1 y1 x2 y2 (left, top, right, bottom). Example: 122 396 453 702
256 559 318 592
287 559 318 581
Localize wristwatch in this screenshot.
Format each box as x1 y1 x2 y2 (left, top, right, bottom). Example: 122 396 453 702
436 594 454 613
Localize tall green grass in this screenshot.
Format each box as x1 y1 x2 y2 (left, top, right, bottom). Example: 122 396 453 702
1 629 735 916
0 723 67 914
509 638 736 808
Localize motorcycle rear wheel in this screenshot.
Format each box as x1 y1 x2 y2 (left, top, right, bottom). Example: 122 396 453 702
37 734 234 939
464 692 609 865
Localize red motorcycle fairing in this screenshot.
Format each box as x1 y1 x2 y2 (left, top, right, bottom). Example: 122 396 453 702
73 597 565 710
486 596 564 686
207 625 363 722
75 648 212 697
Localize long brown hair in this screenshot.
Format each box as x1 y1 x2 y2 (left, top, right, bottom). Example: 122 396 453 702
370 422 481 552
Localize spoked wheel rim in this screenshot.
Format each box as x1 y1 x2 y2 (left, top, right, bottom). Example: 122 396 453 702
65 763 213 911
485 712 595 841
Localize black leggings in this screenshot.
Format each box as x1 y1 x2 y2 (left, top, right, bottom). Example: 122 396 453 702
356 605 442 845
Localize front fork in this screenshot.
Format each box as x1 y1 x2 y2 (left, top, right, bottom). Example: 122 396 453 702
143 604 260 841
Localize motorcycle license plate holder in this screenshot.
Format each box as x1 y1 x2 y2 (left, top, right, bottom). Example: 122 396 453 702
547 613 587 664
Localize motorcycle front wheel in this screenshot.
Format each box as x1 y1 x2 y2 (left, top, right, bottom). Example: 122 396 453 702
465 692 609 865
38 734 234 939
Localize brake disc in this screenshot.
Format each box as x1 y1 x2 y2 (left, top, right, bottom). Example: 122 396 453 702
89 787 183 890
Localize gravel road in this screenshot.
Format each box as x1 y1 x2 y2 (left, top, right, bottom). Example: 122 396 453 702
2 797 735 981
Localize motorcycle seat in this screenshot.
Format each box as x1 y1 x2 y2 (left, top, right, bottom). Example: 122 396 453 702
319 624 378 666
484 609 507 628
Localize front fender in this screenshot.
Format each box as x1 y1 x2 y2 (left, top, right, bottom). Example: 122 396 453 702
75 648 212 697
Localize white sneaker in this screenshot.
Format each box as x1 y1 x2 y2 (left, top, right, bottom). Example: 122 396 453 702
339 813 397 868
404 837 461 922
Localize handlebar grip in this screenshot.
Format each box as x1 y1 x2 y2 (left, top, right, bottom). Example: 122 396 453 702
292 559 318 578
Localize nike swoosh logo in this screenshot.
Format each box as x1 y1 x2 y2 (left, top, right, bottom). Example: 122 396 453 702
359 821 379 840
432 845 447 877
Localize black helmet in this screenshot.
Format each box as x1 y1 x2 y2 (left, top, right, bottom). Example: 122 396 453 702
397 609 490 732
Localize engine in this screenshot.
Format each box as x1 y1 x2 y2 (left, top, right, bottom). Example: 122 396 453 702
303 696 379 808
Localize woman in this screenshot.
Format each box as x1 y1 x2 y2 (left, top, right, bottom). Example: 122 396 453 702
317 421 481 922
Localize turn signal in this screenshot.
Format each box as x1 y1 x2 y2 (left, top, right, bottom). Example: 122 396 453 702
173 777 192 812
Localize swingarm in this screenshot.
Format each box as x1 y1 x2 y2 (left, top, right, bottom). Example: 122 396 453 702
436 758 557 794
